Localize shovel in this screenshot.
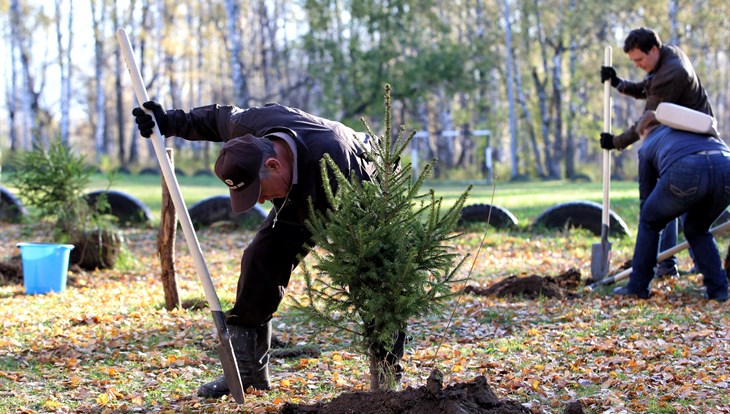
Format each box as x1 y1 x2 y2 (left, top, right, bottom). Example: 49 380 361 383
587 219 730 291
116 29 245 404
591 46 613 282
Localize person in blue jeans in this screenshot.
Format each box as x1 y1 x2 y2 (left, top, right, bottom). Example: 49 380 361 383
600 28 716 278
614 110 730 302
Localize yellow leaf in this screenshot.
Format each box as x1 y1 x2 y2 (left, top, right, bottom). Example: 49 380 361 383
452 365 463 373
280 379 291 387
96 393 109 405
42 400 64 409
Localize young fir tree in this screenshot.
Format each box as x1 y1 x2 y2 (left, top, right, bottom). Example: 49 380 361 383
295 85 472 391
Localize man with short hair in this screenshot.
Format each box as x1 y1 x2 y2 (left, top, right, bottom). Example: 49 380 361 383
132 101 407 398
599 27 715 279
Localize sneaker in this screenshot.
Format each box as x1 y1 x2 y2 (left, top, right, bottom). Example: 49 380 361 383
654 263 679 279
613 286 649 299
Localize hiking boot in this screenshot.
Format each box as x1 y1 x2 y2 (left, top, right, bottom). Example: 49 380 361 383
613 286 649 299
704 290 729 303
198 322 271 398
654 263 679 279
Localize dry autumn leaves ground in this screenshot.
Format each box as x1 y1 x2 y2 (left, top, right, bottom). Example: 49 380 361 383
1 222 729 413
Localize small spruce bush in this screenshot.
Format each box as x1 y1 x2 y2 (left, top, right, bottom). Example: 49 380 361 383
295 84 472 390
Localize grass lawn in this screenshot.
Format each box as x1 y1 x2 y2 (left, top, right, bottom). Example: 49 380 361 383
1 175 728 413
83 173 643 230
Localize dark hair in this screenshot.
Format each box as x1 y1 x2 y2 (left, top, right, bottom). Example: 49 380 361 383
623 27 662 53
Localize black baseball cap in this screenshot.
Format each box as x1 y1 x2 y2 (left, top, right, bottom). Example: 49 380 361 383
214 135 265 213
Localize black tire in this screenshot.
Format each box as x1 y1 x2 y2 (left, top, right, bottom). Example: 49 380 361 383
0 185 28 223
84 190 154 227
458 203 518 229
532 200 630 237
138 167 159 175
188 195 267 230
193 169 214 177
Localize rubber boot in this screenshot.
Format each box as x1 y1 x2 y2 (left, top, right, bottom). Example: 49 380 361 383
197 322 271 398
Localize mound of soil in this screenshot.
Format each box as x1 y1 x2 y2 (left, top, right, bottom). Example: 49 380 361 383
0 256 23 286
463 268 582 299
281 369 583 414
0 256 82 288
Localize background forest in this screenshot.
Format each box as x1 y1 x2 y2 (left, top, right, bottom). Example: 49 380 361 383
1 0 729 182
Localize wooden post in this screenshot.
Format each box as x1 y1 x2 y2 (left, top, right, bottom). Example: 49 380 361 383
158 148 181 310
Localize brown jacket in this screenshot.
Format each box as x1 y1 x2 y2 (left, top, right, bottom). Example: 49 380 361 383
613 45 714 149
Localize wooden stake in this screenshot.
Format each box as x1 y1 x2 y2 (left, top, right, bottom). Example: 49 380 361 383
158 148 180 310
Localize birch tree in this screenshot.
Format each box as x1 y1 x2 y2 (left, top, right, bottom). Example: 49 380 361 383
91 0 107 161
55 0 73 146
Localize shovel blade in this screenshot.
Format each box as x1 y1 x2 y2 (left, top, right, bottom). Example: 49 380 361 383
212 311 245 403
590 240 612 282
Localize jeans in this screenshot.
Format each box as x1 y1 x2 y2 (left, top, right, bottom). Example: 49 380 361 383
629 152 730 300
658 218 678 269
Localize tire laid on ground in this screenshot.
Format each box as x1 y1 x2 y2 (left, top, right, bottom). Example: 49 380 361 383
0 185 27 223
458 203 518 229
84 190 154 227
138 167 159 175
188 195 267 230
193 169 214 177
532 200 630 237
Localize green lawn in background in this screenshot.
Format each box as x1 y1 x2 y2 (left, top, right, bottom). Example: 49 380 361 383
86 173 641 230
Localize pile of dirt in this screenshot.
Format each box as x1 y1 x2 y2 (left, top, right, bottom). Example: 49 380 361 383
0 256 81 288
0 256 22 286
463 268 582 299
281 369 583 414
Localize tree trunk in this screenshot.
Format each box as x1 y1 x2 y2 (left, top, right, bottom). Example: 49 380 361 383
12 0 38 149
127 0 151 166
565 39 578 179
512 51 544 177
91 0 107 162
158 148 180 311
113 0 126 166
8 0 20 151
55 0 73 146
225 0 249 106
503 0 519 179
668 0 679 45
548 45 564 179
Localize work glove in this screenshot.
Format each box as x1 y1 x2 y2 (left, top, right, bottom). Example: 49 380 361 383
600 66 621 88
600 132 615 150
132 101 168 138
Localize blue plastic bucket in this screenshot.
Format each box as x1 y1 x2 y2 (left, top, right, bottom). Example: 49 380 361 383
17 242 74 294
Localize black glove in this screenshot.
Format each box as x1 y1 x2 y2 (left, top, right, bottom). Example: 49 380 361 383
600 66 621 88
600 132 615 150
132 101 168 138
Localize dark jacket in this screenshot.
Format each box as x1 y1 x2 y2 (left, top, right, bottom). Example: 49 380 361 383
165 103 374 223
614 45 713 150
164 103 375 325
